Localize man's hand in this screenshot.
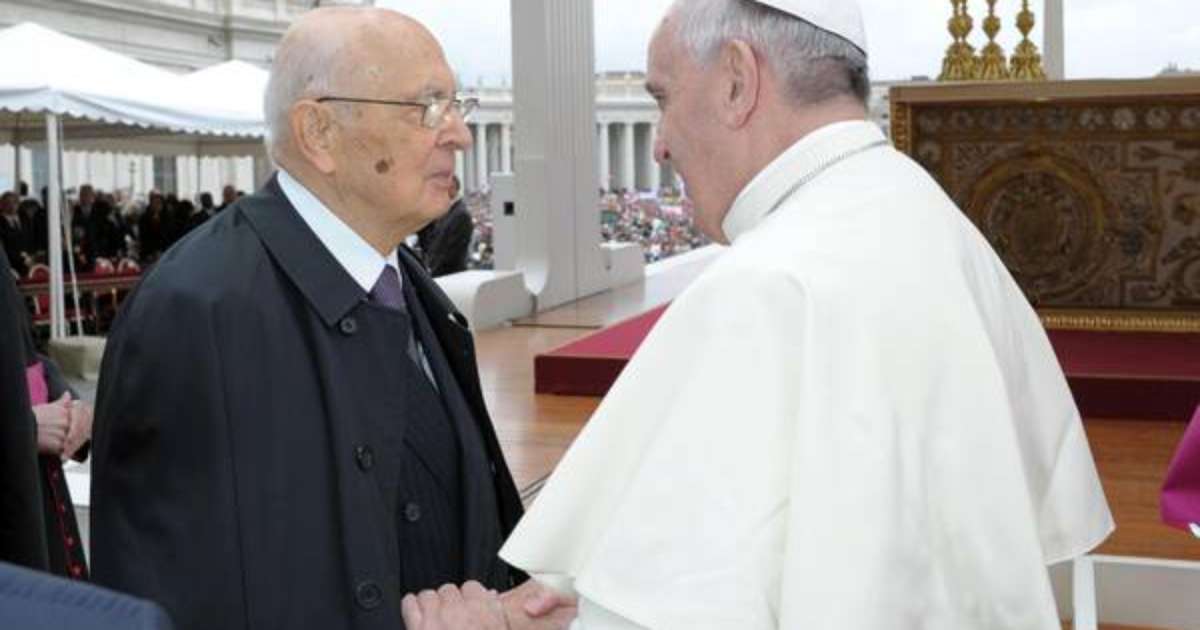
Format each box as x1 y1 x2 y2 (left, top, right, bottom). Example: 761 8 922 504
500 579 577 630
33 393 72 456
401 579 577 630
402 581 507 630
63 398 93 461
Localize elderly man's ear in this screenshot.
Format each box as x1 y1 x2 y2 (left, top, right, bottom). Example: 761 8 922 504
718 39 760 129
290 102 340 174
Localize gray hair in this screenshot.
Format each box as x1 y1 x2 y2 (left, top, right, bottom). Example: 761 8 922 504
670 0 870 105
262 35 347 159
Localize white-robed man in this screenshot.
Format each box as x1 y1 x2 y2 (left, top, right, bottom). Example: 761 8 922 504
400 1 1114 629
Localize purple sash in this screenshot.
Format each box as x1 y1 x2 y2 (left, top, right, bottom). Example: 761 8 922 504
1162 405 1200 536
25 361 48 406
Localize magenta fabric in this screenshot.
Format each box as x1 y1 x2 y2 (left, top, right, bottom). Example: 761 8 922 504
1162 405 1200 530
25 361 48 406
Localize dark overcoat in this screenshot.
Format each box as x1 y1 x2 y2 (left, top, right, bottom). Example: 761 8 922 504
90 177 524 630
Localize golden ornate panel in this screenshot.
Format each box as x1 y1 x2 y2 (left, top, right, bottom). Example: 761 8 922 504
891 79 1200 332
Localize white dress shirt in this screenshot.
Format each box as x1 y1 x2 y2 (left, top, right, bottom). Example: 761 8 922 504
277 169 400 291
277 169 437 384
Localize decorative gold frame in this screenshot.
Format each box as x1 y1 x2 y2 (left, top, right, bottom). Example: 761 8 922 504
890 78 1200 333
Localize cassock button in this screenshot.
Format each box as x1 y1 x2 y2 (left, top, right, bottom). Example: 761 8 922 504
354 445 374 471
354 581 383 610
339 317 358 336
403 502 422 523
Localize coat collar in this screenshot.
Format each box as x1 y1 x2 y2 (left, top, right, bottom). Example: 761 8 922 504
238 175 367 327
239 175 470 329
722 120 889 244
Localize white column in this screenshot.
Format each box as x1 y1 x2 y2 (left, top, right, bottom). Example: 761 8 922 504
1043 0 1065 80
252 148 273 190
475 122 489 191
511 0 608 308
500 124 512 173
620 122 636 191
143 156 155 193
597 123 611 191
455 150 466 187
462 141 475 192
13 144 21 193
647 124 660 194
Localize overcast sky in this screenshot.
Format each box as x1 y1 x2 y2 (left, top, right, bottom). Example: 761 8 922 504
377 0 1200 85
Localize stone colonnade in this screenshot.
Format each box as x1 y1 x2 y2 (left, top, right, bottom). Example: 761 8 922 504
460 119 676 195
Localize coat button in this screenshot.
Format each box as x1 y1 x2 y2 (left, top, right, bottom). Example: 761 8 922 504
403 502 422 523
354 445 374 471
355 580 383 610
339 317 358 336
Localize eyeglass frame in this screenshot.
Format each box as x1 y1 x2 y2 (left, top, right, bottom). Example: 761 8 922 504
313 95 479 129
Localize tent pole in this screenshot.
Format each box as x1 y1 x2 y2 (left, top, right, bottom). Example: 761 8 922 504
59 117 84 336
13 113 21 194
46 113 66 339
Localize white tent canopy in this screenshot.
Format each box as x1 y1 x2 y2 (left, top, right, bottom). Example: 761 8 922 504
0 22 263 138
180 59 269 124
0 21 267 339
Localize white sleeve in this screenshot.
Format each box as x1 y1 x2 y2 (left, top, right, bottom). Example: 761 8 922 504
570 596 649 630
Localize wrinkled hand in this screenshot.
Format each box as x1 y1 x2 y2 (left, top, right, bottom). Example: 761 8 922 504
63 399 92 461
33 393 72 456
500 579 577 630
402 581 507 630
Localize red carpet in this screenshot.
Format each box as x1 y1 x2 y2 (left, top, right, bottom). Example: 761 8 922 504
534 306 1200 421
534 304 670 397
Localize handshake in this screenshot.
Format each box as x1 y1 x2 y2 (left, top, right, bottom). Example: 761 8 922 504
402 579 578 630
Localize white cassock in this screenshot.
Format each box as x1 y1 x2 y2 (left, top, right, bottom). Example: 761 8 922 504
500 121 1114 629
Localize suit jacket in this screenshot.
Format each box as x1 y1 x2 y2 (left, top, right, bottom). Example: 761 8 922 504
0 252 47 571
0 560 172 630
417 199 472 277
91 176 524 630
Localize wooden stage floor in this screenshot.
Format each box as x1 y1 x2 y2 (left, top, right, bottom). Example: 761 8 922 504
475 249 1200 565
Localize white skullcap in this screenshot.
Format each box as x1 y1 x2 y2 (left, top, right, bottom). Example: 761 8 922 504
751 0 867 53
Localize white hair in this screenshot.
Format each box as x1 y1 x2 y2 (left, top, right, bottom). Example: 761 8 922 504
262 35 347 159
669 0 870 105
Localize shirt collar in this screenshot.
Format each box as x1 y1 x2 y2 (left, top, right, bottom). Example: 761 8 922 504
721 120 888 244
276 168 400 294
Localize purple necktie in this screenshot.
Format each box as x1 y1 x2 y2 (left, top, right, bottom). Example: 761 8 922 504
369 265 406 312
370 265 431 383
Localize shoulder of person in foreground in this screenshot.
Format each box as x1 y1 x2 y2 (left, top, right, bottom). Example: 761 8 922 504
0 560 174 630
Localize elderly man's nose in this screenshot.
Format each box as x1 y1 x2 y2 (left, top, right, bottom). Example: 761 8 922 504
443 114 473 150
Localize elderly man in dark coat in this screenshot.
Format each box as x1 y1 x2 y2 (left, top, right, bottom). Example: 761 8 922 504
90 8 570 630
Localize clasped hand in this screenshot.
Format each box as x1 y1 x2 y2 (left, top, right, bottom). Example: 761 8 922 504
402 579 577 630
33 393 92 461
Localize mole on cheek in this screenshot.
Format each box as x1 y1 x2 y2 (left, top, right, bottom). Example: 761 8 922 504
374 158 393 174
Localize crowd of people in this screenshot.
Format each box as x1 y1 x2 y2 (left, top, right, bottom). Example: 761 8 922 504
600 189 709 262
0 181 243 279
458 187 709 271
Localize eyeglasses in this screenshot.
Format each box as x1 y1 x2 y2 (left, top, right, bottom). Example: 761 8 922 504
314 95 479 129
